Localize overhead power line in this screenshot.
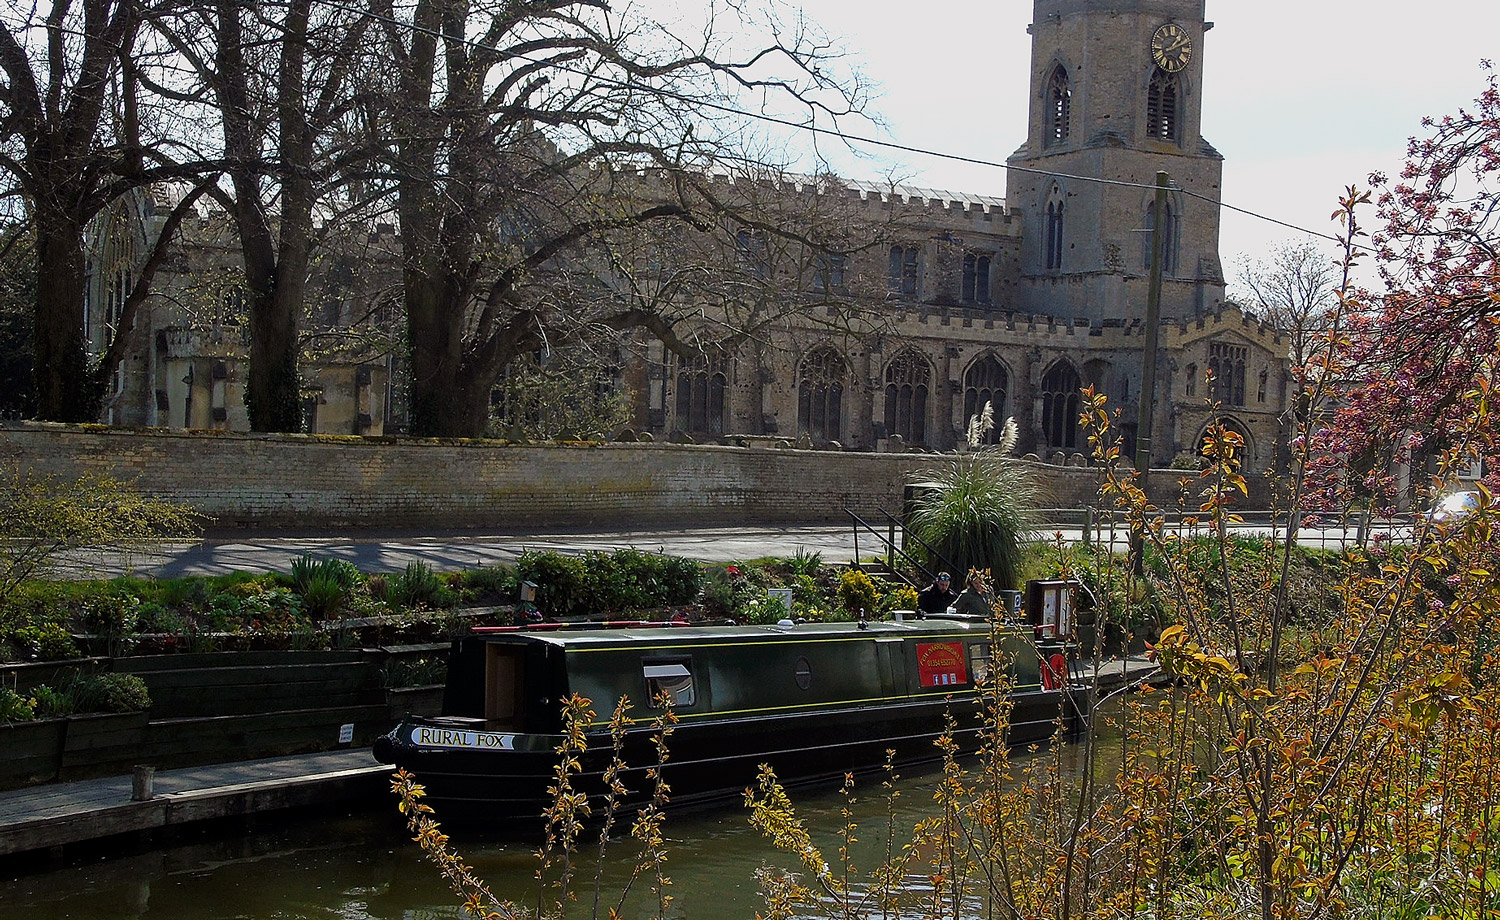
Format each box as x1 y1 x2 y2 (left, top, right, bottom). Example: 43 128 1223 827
304 0 1367 249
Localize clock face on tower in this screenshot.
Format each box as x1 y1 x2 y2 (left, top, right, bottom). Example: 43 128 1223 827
1151 22 1192 73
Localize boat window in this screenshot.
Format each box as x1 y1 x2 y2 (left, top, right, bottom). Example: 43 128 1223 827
643 660 696 707
968 642 992 685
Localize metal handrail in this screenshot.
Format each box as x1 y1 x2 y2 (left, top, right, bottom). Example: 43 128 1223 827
845 507 958 589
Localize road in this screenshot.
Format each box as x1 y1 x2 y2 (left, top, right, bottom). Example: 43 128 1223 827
48 519 1412 580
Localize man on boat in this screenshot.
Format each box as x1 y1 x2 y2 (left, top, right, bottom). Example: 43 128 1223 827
916 572 958 617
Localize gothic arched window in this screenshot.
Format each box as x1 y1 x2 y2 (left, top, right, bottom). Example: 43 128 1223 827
1041 361 1082 451
963 356 1009 444
1208 342 1248 407
884 351 932 444
798 346 847 442
674 349 727 435
961 252 992 305
1045 186 1065 271
1147 70 1180 142
888 244 920 297
1046 64 1071 147
1142 201 1180 275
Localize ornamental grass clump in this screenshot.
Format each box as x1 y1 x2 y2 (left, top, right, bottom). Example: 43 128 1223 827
906 409 1044 591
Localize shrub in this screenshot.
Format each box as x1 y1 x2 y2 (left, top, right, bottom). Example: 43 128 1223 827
301 574 349 620
837 569 879 615
462 564 517 604
290 555 361 619
290 554 360 592
884 584 919 612
740 592 792 625
390 561 453 610
69 673 151 713
0 686 36 723
366 574 389 601
30 684 74 719
786 548 823 577
517 551 589 617
906 418 1042 592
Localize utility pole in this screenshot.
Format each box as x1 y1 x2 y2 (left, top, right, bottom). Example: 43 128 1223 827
1131 171 1169 574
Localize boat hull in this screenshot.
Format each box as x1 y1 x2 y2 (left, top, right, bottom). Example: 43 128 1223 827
374 686 1084 827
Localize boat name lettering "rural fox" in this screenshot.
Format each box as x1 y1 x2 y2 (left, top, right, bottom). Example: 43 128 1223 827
411 726 515 750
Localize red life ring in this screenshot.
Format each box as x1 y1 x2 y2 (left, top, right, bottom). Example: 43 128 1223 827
1040 653 1069 690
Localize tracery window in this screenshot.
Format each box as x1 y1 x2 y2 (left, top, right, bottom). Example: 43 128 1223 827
1046 65 1071 146
888 244 920 296
1041 361 1082 451
884 350 932 444
963 356 1009 444
798 346 847 442
1045 187 1065 271
813 253 846 292
674 350 727 435
961 252 992 305
1142 202 1180 275
1208 342 1248 407
1147 70 1180 142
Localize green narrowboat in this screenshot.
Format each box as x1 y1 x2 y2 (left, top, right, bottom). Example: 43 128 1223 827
373 615 1084 827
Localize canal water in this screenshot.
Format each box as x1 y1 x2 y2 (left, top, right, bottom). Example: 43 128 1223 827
0 764 961 920
0 735 1103 920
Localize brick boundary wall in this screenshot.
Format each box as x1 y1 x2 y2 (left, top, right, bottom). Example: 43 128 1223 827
1 423 1270 531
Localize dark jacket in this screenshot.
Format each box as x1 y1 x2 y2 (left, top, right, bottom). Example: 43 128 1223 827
916 583 959 615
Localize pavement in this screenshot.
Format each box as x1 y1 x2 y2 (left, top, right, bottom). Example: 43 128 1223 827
47 517 1399 582
0 749 388 859
51 523 870 580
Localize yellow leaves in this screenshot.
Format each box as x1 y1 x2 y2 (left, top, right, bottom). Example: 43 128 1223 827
1393 671 1478 733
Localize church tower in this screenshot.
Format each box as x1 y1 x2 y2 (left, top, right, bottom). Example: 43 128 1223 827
1007 0 1225 323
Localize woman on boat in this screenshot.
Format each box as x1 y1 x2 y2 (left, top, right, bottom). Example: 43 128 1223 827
951 570 995 617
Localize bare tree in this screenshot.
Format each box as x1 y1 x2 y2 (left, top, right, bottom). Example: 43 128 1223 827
366 0 869 437
168 0 375 431
0 0 214 421
1232 237 1340 374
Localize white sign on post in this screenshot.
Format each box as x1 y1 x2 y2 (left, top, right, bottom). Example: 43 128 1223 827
768 588 793 616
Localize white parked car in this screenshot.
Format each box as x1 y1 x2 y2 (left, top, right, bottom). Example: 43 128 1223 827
1425 490 1482 524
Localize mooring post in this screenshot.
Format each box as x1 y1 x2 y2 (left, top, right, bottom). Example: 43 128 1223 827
131 765 155 801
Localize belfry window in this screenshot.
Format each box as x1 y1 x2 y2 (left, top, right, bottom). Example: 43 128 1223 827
1147 70 1180 142
1046 65 1071 147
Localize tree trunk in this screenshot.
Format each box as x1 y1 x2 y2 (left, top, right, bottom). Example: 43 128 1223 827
32 214 99 422
404 267 490 437
244 281 304 432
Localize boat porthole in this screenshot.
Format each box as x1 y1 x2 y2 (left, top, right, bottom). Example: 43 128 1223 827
794 656 812 691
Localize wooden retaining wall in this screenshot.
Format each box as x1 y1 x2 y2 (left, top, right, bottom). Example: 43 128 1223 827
0 648 446 790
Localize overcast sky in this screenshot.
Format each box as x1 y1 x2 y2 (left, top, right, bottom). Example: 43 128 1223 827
641 1 1500 284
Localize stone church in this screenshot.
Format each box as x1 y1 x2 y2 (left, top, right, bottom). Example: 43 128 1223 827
82 0 1289 472
644 0 1287 470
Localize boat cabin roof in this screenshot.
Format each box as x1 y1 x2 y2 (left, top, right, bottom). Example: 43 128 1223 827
471 616 993 649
